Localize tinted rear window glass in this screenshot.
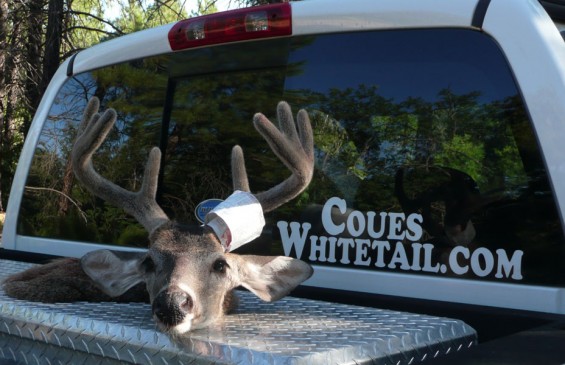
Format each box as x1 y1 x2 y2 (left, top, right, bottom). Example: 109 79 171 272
20 29 565 287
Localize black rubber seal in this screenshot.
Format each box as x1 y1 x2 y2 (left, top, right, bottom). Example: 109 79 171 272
66 52 79 77
540 0 565 22
472 0 492 29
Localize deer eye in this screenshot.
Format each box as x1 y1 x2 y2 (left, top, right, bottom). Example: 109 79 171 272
141 256 155 273
212 259 228 274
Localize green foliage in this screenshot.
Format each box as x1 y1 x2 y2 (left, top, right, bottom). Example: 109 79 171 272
113 0 187 33
67 0 108 51
117 224 149 246
435 133 485 184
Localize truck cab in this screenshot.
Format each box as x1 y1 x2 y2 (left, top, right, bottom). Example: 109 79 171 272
2 0 565 363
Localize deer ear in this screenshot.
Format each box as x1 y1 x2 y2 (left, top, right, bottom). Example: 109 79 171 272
81 249 146 297
233 255 313 302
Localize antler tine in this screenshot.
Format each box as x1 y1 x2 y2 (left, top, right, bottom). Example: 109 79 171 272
249 101 314 213
231 145 250 192
71 97 169 234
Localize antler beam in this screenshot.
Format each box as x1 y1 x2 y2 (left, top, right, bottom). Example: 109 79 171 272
231 101 314 213
71 97 169 234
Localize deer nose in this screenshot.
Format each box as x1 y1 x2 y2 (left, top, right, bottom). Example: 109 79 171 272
152 289 193 326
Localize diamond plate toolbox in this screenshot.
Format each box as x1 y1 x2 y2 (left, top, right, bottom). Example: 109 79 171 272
0 259 477 364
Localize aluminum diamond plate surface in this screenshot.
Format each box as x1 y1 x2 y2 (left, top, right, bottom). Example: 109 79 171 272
0 259 477 364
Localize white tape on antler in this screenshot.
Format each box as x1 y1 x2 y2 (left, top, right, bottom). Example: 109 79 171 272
205 190 265 252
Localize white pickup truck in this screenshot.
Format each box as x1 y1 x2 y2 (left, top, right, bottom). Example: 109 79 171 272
2 0 565 363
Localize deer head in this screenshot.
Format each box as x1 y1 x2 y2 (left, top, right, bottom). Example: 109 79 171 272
73 97 314 334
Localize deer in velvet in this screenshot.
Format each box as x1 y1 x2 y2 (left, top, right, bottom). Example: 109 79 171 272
3 97 314 334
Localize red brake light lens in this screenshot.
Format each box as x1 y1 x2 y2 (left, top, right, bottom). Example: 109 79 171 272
168 3 292 51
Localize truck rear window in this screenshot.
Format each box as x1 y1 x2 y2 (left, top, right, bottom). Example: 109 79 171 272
19 29 565 288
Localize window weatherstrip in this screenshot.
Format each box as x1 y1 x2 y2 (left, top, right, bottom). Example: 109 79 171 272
472 0 492 29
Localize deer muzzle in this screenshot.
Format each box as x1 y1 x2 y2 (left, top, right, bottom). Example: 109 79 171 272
152 287 194 328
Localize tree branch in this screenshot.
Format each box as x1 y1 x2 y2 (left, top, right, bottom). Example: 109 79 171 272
25 186 88 223
65 9 124 35
64 25 120 37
